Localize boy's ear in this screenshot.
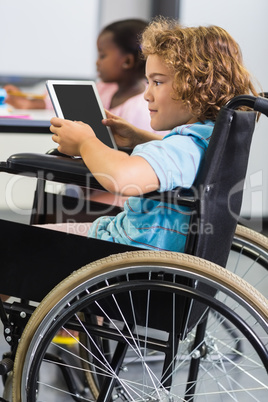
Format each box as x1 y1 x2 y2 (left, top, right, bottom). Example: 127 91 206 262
122 54 135 69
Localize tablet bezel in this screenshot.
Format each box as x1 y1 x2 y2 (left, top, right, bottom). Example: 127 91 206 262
46 80 117 149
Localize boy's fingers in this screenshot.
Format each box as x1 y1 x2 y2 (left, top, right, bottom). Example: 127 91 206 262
104 109 119 120
102 118 112 126
104 109 113 117
50 117 62 126
52 134 59 143
50 125 58 134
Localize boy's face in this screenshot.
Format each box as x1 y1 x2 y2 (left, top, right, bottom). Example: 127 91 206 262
96 32 127 82
144 55 197 131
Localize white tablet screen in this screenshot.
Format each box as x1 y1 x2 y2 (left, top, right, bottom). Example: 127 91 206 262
46 81 117 149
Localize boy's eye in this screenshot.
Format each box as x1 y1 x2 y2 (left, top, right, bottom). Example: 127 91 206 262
145 78 163 86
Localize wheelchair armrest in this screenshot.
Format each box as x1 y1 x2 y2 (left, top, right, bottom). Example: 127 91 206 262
143 187 197 209
2 152 104 190
1 151 198 207
46 148 73 157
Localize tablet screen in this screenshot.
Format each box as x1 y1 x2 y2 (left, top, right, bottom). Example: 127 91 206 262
46 81 117 149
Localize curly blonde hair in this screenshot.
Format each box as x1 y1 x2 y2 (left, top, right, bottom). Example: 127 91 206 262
141 18 259 121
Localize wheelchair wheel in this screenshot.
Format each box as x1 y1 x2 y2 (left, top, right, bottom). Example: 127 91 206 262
12 251 268 401
78 224 268 399
228 224 268 296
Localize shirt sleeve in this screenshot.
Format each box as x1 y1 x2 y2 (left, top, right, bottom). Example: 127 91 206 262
131 134 205 191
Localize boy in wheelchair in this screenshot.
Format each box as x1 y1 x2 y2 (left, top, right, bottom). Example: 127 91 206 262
1 18 267 402
47 18 258 252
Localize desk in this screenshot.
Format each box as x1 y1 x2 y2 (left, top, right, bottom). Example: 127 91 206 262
0 109 54 133
0 119 50 134
0 109 55 157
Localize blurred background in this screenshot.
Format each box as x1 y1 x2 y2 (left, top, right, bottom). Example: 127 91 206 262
0 0 267 232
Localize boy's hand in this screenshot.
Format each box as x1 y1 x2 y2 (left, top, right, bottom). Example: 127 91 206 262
50 117 96 156
103 110 163 148
102 110 139 148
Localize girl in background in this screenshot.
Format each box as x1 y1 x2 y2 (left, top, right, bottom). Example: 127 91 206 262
5 19 161 133
96 19 153 132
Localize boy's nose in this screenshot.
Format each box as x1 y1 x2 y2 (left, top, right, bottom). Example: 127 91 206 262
144 86 152 102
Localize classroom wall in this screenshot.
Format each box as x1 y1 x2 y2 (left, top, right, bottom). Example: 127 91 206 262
0 0 101 80
99 0 152 29
0 0 152 83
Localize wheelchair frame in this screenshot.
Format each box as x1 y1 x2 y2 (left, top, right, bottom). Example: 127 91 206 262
0 95 267 401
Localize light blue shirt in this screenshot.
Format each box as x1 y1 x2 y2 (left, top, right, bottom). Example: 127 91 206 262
88 121 214 252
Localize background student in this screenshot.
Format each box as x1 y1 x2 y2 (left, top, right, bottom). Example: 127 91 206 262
4 19 162 133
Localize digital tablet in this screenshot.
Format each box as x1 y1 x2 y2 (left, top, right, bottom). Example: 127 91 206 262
46 80 117 149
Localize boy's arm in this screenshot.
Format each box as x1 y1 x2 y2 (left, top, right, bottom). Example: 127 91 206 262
103 110 164 148
50 117 160 196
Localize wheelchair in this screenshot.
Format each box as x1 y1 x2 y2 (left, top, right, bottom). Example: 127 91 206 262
0 94 267 401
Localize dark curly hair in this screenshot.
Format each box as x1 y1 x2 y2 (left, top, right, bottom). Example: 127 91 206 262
141 18 259 121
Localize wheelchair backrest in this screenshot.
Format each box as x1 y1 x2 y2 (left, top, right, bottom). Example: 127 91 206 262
182 106 256 333
187 107 256 268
